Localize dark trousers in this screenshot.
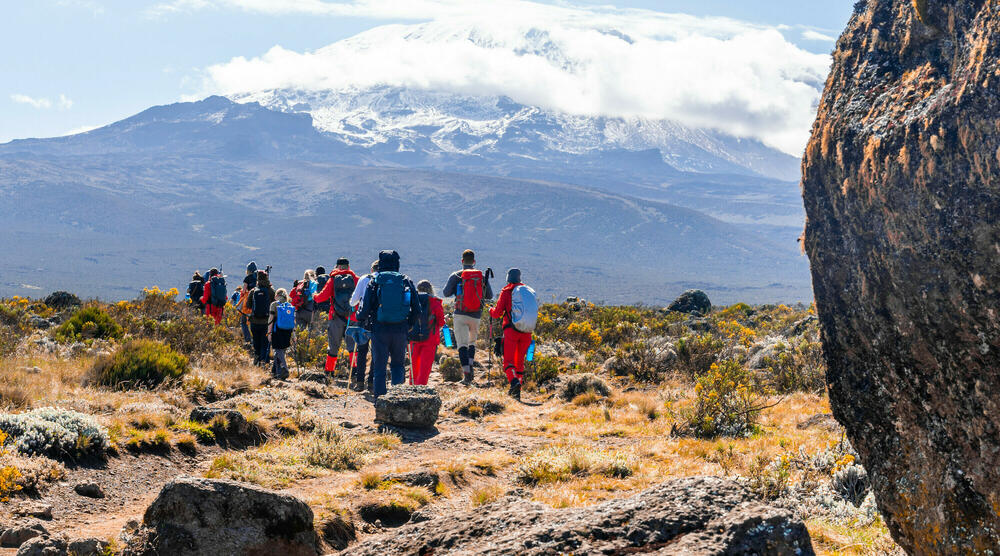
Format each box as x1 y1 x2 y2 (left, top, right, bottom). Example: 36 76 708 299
371 324 408 397
352 341 373 387
250 323 270 364
239 314 252 344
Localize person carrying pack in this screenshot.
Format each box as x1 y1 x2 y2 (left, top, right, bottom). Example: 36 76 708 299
314 258 359 377
200 268 226 325
442 249 493 385
248 270 275 366
187 272 205 314
409 281 444 386
348 260 379 392
292 269 318 328
237 262 259 345
267 288 295 379
489 268 537 400
357 250 423 400
314 266 330 315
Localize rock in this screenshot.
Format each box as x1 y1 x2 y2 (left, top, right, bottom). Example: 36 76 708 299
383 470 440 491
16 366 43 374
13 503 52 521
746 336 787 370
15 536 67 556
374 386 441 429
801 1 1000 552
782 315 818 337
796 413 841 432
338 476 813 555
189 407 249 436
27 316 51 330
296 371 327 383
0 522 47 548
682 317 712 332
667 289 712 315
43 291 80 310
122 477 319 556
74 482 105 499
559 373 612 401
67 538 108 556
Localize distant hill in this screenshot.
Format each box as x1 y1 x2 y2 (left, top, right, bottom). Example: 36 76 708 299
0 96 811 304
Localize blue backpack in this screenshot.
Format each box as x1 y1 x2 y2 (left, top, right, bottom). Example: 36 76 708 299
375 272 409 324
275 302 295 330
209 276 227 307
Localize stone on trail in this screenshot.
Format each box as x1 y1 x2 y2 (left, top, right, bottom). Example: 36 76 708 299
801 0 1000 552
338 476 813 555
667 289 712 315
374 385 441 429
0 521 47 548
189 407 249 435
122 477 320 556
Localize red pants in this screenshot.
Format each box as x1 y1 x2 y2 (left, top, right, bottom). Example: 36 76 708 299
503 328 533 382
205 304 224 325
409 336 439 385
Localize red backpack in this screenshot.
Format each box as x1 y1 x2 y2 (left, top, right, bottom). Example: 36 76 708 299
456 269 484 312
289 284 304 310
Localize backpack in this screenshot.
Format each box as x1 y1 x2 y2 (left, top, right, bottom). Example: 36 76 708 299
210 276 227 307
455 269 484 312
289 284 304 310
187 280 202 303
252 288 270 319
275 302 295 331
332 273 356 317
375 272 409 324
408 292 431 342
237 287 253 315
510 285 538 333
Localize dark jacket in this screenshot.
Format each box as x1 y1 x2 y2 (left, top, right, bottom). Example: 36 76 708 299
443 265 493 318
357 251 421 330
249 286 275 326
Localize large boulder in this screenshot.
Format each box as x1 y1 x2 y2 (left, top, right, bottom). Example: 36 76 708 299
122 477 319 556
374 385 441 428
802 1 1000 552
667 289 711 315
42 291 80 310
338 476 812 555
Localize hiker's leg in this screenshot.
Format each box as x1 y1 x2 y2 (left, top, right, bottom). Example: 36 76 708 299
412 341 434 385
250 324 266 364
502 329 518 382
371 328 390 397
513 333 532 381
240 314 251 343
389 330 407 386
325 318 344 372
354 341 370 387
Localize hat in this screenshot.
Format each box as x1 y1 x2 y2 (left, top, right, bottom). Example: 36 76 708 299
506 268 521 284
316 266 326 275
336 257 350 267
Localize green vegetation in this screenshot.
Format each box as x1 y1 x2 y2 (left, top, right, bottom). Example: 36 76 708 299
91 339 189 389
54 306 123 343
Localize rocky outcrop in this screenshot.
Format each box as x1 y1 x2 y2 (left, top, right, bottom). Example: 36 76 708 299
802 1 1000 553
122 477 319 556
667 289 712 315
374 386 441 428
339 476 813 555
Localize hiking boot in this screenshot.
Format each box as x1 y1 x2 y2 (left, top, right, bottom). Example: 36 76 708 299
509 378 521 401
462 370 474 386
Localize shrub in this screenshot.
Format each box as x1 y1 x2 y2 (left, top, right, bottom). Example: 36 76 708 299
54 306 123 343
833 462 870 506
448 391 507 418
438 357 464 382
679 360 772 438
606 337 676 382
0 407 109 458
524 355 561 388
758 339 826 394
517 444 633 485
558 373 611 402
674 334 725 377
564 321 602 349
746 454 791 500
91 339 189 389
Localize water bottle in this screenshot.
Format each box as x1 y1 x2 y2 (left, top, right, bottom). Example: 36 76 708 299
184 292 190 302
526 340 535 362
442 325 454 348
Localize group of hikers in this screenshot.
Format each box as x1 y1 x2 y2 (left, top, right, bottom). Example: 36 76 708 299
185 250 538 400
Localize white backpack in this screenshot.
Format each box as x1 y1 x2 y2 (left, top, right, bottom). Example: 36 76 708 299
510 285 538 333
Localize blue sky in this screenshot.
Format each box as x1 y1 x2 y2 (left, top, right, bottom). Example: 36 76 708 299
0 1 855 145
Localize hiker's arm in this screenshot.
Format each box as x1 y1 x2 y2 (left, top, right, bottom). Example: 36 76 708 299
201 283 210 305
489 289 509 320
356 282 376 324
407 279 422 326
313 277 333 303
349 276 366 307
433 300 445 335
442 273 458 297
267 303 276 331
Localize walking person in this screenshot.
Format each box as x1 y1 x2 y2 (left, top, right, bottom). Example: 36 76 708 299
357 250 422 401
291 269 318 329
238 262 259 345
314 266 330 316
268 288 295 379
489 269 537 400
200 268 227 326
187 271 205 314
443 249 493 385
349 260 379 391
248 270 275 366
409 280 444 386
314 258 359 377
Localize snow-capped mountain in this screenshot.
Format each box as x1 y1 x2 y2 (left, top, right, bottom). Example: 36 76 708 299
231 86 801 182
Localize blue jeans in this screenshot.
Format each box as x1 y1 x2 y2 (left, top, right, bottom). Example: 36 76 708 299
240 314 252 344
371 323 408 397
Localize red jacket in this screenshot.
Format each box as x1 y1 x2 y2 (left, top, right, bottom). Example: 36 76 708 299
489 283 523 330
314 268 359 320
427 296 445 340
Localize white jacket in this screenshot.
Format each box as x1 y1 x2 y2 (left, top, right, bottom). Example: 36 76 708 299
350 273 374 308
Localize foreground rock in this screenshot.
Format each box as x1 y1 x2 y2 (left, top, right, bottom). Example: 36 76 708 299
802 1 1000 552
339 476 812 555
374 385 441 428
122 477 319 556
667 289 711 315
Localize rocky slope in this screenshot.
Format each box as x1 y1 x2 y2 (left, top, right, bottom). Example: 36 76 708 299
802 0 1000 553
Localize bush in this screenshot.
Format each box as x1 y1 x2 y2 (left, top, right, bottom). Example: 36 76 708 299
438 357 464 382
54 306 123 343
605 337 676 382
0 407 109 458
833 462 870 506
448 391 507 418
674 334 725 377
758 339 826 394
517 444 633 485
746 454 791 500
679 360 772 438
91 339 189 389
558 373 612 402
524 355 561 388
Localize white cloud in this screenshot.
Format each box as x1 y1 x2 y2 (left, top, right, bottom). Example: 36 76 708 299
185 0 831 155
57 94 74 110
11 94 53 109
802 29 836 41
62 124 99 136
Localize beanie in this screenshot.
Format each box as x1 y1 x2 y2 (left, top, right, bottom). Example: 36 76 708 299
336 257 350 267
506 268 521 284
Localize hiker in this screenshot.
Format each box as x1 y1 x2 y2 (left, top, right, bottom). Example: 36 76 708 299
238 262 259 344
357 250 422 399
348 260 379 392
409 280 444 386
200 268 227 326
314 266 330 316
443 249 493 384
268 288 295 379
187 271 205 313
291 269 318 328
249 270 275 366
314 258 359 377
489 268 538 400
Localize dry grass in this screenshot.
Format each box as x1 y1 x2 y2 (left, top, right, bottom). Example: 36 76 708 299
471 484 505 507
